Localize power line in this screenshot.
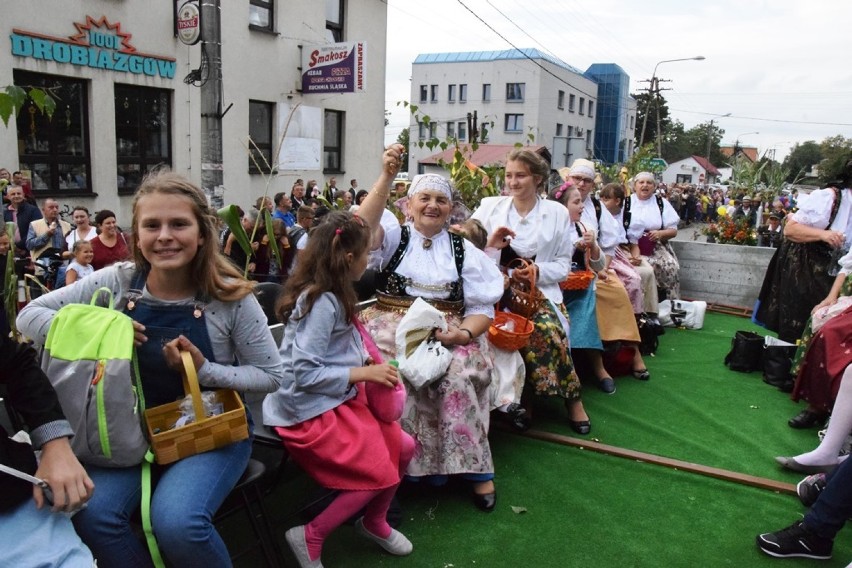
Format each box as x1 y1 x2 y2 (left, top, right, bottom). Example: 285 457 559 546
670 108 852 127
455 0 598 100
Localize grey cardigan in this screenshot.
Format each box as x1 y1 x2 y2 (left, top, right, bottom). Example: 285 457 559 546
263 292 364 427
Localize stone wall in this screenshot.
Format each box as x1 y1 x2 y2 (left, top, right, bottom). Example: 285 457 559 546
671 241 775 309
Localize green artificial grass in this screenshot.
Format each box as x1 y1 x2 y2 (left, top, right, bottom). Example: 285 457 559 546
227 311 852 567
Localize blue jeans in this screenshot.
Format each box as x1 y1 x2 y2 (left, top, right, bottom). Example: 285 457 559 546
0 499 94 567
805 454 852 539
72 438 251 567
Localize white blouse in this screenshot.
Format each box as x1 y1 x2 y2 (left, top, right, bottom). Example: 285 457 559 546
582 196 621 255
625 194 681 244
839 249 852 276
504 200 542 259
789 187 852 249
378 223 504 318
65 226 98 249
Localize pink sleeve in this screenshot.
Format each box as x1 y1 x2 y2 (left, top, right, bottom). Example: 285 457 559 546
364 380 406 423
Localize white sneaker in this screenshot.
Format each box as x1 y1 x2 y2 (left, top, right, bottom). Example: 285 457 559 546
354 517 413 556
285 525 324 568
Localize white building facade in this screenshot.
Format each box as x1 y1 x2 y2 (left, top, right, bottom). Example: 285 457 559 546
0 0 387 225
407 49 602 174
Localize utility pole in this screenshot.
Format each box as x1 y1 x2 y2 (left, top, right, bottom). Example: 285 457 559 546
200 0 224 208
654 78 671 158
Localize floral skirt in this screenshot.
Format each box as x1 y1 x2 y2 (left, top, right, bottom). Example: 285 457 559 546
791 304 852 413
520 300 581 400
359 306 494 477
645 240 680 300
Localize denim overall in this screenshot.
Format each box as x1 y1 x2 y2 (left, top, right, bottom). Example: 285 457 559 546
72 271 252 567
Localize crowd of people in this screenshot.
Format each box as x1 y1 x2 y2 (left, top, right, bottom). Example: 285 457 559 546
2 150 852 566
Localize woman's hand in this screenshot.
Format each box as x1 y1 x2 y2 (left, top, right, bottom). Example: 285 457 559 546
580 228 597 250
351 363 399 388
163 335 207 373
383 143 405 177
486 226 516 249
822 229 845 249
132 321 147 347
811 295 839 314
434 325 472 347
628 255 642 266
597 269 609 282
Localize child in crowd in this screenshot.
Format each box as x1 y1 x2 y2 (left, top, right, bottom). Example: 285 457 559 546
18 171 283 567
263 211 415 568
64 240 94 285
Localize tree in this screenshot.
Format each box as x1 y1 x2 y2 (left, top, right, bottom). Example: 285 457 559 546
634 90 671 149
0 85 56 127
818 135 852 185
782 140 822 182
660 120 726 165
395 127 409 173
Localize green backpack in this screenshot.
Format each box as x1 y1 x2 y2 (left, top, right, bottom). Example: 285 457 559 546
42 288 147 467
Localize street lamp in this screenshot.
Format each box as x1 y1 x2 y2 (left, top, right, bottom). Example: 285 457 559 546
706 112 731 161
637 56 706 157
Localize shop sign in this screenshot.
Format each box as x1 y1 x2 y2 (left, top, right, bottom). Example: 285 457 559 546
10 15 176 79
176 1 201 45
301 41 366 94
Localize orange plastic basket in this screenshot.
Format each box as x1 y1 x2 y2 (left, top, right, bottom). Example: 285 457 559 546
488 311 534 351
560 269 595 291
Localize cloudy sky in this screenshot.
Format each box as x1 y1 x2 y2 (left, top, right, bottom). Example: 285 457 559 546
383 0 852 162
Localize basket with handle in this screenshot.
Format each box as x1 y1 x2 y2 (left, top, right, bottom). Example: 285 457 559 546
488 311 534 350
560 248 595 291
145 351 249 465
505 258 543 318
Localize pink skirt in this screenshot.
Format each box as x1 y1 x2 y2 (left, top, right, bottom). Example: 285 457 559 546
275 388 402 491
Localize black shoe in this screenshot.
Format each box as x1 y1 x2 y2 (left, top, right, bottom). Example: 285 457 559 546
788 409 828 429
502 403 531 432
598 377 616 394
568 419 591 435
756 520 832 559
473 490 496 512
796 473 827 508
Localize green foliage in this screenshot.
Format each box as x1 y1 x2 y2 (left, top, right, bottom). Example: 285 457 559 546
0 85 57 127
633 90 671 148
782 140 822 182
818 135 852 185
661 119 726 164
3 223 18 340
395 127 409 173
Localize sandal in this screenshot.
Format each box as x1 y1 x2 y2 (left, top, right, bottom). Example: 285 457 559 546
632 368 650 381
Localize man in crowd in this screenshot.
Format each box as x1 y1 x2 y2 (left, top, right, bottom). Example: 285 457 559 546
733 195 758 227
323 176 339 203
272 192 296 227
3 184 42 256
26 198 71 263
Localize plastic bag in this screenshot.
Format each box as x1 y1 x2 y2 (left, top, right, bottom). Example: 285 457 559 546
395 298 452 390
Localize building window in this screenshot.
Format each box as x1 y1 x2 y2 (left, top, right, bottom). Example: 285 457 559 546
629 115 635 129
459 84 467 102
430 85 438 102
448 84 456 102
325 0 343 42
567 126 573 137
586 129 592 149
504 114 523 132
506 83 525 102
556 123 563 137
482 83 491 102
418 121 427 140
569 94 576 112
558 90 565 110
588 101 594 118
15 71 91 195
428 122 436 139
323 110 344 173
248 100 274 174
249 0 274 31
579 97 585 115
458 121 467 140
419 85 428 103
447 122 455 138
114 84 172 194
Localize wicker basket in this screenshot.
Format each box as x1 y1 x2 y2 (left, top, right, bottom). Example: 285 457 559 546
488 311 534 350
560 269 595 291
145 352 249 465
505 258 543 318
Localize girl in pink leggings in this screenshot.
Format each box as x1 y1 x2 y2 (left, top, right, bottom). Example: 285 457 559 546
262 211 415 567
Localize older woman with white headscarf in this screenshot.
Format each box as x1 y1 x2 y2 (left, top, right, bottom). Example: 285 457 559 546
624 172 681 300
358 147 505 512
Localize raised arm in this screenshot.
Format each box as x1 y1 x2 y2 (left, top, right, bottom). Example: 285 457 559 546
358 144 404 238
